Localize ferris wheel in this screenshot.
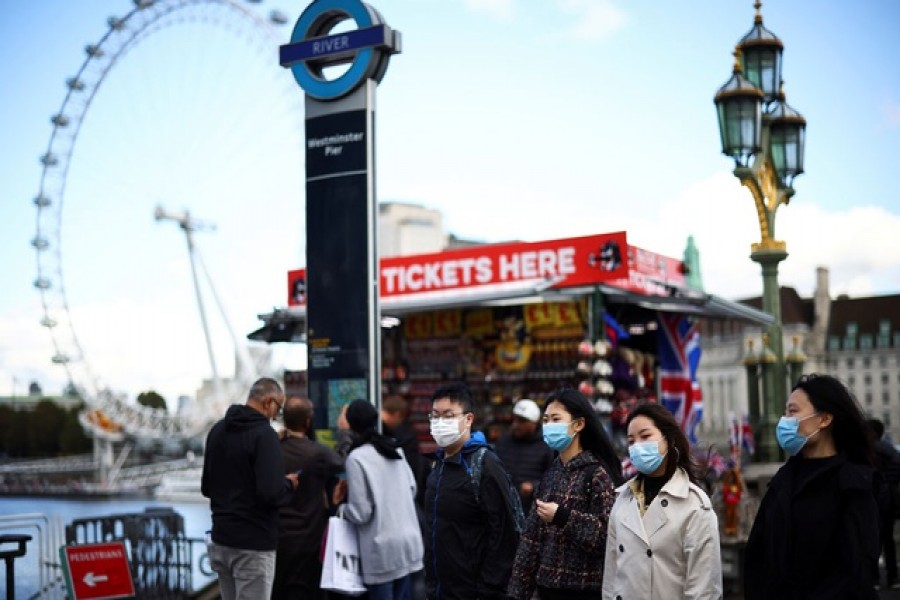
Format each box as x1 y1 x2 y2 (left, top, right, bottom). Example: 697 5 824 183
31 0 304 443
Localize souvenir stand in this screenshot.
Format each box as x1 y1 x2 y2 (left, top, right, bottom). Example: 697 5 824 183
251 231 774 454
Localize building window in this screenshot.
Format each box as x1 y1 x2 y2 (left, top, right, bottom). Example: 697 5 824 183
879 320 891 348
864 374 872 386
885 413 892 427
863 356 871 368
884 392 891 406
894 332 900 348
866 392 873 405
828 336 841 351
847 357 855 369
861 335 874 350
844 322 858 350
884 373 891 385
848 375 856 386
881 356 889 368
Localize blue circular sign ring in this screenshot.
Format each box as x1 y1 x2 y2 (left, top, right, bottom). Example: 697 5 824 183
290 0 381 100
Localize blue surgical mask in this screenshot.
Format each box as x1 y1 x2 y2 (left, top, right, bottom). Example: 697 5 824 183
776 414 820 455
543 422 574 451
629 440 667 475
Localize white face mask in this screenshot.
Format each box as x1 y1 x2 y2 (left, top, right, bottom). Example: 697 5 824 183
430 417 465 448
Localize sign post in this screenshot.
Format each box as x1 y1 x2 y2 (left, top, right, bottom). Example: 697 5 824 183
59 542 135 600
280 0 400 423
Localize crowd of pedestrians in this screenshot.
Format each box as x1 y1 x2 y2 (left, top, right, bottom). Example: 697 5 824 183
200 373 891 599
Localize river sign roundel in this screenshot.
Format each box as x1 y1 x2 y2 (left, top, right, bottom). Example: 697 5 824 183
280 0 401 100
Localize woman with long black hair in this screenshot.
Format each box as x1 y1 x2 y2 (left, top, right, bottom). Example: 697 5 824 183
507 387 623 600
602 402 722 599
334 400 423 600
743 374 880 598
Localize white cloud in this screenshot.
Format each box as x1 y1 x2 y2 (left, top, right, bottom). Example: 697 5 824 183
556 0 628 42
649 173 900 301
0 305 68 397
777 203 900 297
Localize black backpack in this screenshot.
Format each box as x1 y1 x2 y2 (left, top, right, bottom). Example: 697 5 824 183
469 446 527 534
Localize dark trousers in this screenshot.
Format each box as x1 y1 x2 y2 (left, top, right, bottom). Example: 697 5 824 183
272 543 323 600
536 586 601 600
881 516 898 585
367 574 412 600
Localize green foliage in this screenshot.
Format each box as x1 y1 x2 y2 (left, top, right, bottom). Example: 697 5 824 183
0 400 91 458
4 410 30 457
137 390 167 411
0 405 13 452
60 411 92 454
30 399 65 455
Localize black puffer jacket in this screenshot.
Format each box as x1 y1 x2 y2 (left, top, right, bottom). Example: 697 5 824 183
744 453 879 599
424 432 520 600
201 404 294 550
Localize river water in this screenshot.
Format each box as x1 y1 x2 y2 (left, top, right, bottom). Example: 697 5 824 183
0 495 214 599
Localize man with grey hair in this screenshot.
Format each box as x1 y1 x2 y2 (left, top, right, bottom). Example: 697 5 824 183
201 377 300 599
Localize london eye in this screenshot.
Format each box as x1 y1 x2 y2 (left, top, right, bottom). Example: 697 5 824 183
31 0 304 444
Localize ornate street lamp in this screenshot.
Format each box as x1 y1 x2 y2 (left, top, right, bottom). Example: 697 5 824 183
713 1 806 463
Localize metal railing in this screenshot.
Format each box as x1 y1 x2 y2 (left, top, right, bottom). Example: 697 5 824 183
0 512 67 599
66 507 205 599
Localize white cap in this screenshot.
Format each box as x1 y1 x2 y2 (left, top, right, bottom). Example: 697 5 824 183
513 399 541 423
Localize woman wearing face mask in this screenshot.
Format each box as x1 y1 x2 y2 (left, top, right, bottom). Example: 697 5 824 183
507 388 623 600
743 374 880 599
602 403 722 600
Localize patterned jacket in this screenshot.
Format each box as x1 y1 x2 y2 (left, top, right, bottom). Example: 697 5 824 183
507 450 617 599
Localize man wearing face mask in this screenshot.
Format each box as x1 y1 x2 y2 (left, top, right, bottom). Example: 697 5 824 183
423 382 521 600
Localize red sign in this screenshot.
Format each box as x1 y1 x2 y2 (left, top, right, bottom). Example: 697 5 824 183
60 542 135 600
287 232 690 307
609 244 688 296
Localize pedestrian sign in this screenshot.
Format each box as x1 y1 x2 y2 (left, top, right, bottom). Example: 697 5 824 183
60 541 135 599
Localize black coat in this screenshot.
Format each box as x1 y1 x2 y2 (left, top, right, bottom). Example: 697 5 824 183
744 453 880 599
424 432 520 600
494 428 555 512
201 404 294 550
277 434 345 547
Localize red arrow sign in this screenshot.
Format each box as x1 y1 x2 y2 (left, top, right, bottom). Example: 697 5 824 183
60 541 135 600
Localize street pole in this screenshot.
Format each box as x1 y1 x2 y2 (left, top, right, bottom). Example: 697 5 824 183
714 2 806 463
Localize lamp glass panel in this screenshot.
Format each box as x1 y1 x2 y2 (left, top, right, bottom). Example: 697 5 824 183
739 99 761 153
743 47 780 101
769 123 805 183
769 127 787 175
717 97 761 159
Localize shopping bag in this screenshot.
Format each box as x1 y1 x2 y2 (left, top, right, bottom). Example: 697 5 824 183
320 516 366 596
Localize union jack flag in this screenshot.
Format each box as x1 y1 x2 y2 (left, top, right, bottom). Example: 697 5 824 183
657 314 703 443
741 414 755 456
729 414 742 463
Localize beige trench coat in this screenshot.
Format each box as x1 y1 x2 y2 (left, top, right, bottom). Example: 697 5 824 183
602 468 723 600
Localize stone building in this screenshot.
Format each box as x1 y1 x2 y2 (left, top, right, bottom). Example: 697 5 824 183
697 266 900 444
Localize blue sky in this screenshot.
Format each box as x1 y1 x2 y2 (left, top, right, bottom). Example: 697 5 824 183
1 0 898 404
